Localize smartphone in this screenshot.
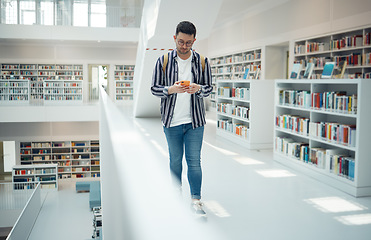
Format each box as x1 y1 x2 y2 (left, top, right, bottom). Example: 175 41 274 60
180 80 190 86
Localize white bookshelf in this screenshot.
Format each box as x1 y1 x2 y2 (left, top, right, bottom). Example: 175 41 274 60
12 164 58 190
274 79 371 197
0 79 30 104
210 48 262 109
115 65 134 101
43 80 83 103
20 140 100 180
0 63 84 104
293 26 371 79
216 79 274 149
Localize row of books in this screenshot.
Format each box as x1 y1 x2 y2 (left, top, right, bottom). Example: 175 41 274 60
311 92 357 114
115 77 133 81
116 96 133 100
115 66 135 71
55 71 83 76
35 176 56 181
232 87 250 100
217 119 249 139
306 42 329 53
309 122 356 147
308 72 370 79
14 178 34 182
33 156 51 161
11 65 81 71
1 65 20 70
44 95 82 101
275 115 309 135
64 83 81 87
218 87 231 98
217 103 250 119
14 170 33 175
116 83 132 87
278 89 357 114
276 114 357 147
2 71 19 75
116 90 133 94
333 53 362 66
291 60 348 79
330 35 363 50
295 33 371 54
274 137 354 180
211 52 261 65
115 72 134 76
9 96 28 100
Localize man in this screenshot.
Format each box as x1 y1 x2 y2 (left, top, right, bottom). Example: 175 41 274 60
150 21 213 217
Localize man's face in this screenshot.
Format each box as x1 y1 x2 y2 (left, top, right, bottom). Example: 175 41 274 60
174 32 196 56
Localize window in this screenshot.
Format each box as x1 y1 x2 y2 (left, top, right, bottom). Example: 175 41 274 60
1 0 18 24
56 0 72 26
39 0 54 25
73 0 87 27
90 0 106 27
20 0 36 25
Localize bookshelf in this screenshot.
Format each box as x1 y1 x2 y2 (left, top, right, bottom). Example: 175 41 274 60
43 80 83 102
210 48 262 109
0 79 30 104
20 140 100 179
114 65 134 101
274 79 371 197
216 79 274 149
12 164 58 190
293 26 371 79
0 63 84 104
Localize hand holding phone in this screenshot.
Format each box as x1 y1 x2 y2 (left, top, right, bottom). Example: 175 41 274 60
180 80 190 86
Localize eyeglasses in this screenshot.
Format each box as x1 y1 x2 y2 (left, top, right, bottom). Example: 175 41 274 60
177 39 194 47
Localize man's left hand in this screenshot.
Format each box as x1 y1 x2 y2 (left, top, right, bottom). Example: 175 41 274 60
186 83 201 94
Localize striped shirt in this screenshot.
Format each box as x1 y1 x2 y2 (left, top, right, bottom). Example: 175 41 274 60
150 49 213 128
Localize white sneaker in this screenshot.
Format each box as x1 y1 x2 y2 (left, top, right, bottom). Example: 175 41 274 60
191 200 206 217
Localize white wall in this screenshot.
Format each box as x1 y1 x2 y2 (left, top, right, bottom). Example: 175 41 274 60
207 0 371 58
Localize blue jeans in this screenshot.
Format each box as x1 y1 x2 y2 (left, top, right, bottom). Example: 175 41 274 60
163 123 204 200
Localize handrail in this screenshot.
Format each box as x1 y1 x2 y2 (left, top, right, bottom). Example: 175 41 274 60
99 86 224 239
6 182 42 240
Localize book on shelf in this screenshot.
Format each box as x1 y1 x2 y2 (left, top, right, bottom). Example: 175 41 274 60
243 68 249 79
254 68 260 79
303 62 314 79
321 62 335 79
334 60 347 79
290 63 301 79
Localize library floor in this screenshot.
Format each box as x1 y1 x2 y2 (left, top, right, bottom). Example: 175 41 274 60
27 108 371 240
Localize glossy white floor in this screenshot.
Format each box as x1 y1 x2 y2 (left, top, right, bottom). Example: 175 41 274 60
28 108 371 240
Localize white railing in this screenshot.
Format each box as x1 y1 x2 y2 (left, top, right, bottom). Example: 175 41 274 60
0 182 36 211
0 182 42 240
99 86 224 240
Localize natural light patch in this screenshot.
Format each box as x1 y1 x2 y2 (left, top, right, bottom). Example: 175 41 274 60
203 141 238 156
256 169 296 178
204 200 231 218
150 140 168 157
305 197 366 213
233 156 264 165
335 214 371 225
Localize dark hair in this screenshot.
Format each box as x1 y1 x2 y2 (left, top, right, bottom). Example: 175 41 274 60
176 21 196 38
